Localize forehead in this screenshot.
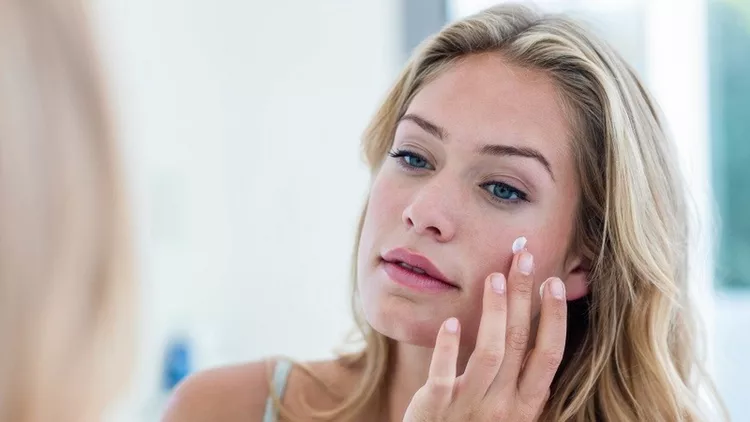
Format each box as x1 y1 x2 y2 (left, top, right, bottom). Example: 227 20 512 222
403 53 573 165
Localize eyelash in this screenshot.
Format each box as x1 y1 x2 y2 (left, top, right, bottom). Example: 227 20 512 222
387 148 529 204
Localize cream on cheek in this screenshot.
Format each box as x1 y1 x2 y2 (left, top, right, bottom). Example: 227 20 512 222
469 224 570 304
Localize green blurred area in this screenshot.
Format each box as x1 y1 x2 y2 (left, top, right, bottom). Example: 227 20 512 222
710 0 750 289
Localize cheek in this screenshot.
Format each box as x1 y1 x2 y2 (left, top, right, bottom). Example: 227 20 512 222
357 171 407 272
466 231 516 274
362 170 409 233
531 204 577 273
460 209 573 293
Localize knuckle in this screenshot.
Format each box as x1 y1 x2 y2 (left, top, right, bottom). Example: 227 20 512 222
426 375 454 397
517 388 548 418
462 404 482 421
409 402 436 422
510 276 533 296
489 404 511 420
506 326 531 352
541 348 564 372
517 397 541 421
437 340 455 355
549 302 567 321
477 349 505 369
488 295 507 312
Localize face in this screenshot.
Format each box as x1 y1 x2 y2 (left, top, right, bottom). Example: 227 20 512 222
357 53 586 351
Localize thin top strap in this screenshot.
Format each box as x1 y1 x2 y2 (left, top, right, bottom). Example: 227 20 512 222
262 359 293 422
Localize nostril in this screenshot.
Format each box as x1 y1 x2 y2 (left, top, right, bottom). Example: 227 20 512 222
425 226 441 237
402 203 451 241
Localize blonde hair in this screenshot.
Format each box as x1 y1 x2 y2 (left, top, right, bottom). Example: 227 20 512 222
0 0 133 421
274 3 727 421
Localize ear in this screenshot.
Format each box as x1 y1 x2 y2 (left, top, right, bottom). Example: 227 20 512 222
562 255 590 301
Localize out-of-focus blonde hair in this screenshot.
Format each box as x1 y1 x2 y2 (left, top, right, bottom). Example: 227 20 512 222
272 3 728 421
0 1 133 421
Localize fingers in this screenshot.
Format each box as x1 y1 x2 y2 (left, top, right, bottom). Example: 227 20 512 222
494 249 535 387
460 273 508 397
518 277 567 408
422 317 461 410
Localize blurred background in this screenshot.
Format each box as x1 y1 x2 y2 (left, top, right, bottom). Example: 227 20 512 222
88 0 749 420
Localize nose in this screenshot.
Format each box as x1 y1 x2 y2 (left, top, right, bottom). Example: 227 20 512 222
401 179 458 242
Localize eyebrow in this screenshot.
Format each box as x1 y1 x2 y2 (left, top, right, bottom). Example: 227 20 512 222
398 113 555 181
399 113 446 140
478 144 555 181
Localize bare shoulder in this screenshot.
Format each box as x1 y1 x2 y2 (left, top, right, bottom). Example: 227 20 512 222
161 359 272 422
282 357 362 412
161 357 360 422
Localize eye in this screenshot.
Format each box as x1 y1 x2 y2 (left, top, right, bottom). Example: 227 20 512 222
388 149 434 170
481 182 528 203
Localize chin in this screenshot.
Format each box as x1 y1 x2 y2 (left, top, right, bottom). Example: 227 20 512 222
358 286 449 348
369 306 444 348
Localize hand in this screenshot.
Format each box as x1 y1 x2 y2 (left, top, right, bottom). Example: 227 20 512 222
403 250 568 421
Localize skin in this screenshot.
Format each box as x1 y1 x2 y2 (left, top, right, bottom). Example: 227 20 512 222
162 52 589 422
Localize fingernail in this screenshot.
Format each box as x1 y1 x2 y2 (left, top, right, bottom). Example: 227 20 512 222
512 236 527 254
491 273 505 294
539 278 550 298
550 278 565 299
445 317 459 333
518 252 533 275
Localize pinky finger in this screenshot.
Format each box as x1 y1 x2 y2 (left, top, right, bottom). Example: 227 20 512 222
425 317 461 407
533 389 551 421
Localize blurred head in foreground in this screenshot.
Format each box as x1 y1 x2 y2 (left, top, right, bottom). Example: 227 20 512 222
0 1 133 421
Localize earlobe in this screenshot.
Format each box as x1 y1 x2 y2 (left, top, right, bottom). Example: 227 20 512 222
564 271 589 301
563 258 590 301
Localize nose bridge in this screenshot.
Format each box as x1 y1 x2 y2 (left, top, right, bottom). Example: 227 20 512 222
403 169 463 239
415 171 459 211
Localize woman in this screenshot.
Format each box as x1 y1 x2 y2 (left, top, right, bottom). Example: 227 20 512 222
164 3 727 421
0 0 134 421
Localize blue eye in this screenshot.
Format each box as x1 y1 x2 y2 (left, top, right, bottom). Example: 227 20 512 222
404 154 429 168
482 182 527 203
388 149 434 170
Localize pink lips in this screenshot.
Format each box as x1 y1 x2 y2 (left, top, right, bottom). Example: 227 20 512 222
381 248 458 291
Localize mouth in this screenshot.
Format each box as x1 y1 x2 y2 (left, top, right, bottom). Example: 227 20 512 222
394 260 429 275
380 248 459 291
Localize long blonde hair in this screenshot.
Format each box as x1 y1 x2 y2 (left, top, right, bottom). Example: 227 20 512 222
0 0 133 421
274 3 727 421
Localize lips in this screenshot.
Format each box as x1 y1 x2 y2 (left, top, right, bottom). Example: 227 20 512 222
381 248 457 288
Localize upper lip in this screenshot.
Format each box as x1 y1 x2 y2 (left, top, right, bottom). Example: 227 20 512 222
381 248 457 287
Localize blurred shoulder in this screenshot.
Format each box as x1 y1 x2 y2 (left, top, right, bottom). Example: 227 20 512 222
161 356 360 422
161 359 272 422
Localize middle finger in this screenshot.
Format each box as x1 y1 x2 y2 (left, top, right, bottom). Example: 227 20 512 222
492 249 535 389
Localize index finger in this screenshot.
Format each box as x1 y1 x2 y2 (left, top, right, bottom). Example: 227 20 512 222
423 317 461 409
459 272 508 398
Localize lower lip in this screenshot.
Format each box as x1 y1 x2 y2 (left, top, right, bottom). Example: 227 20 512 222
382 261 458 292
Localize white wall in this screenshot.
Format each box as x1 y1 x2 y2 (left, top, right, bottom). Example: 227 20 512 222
92 1 401 420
